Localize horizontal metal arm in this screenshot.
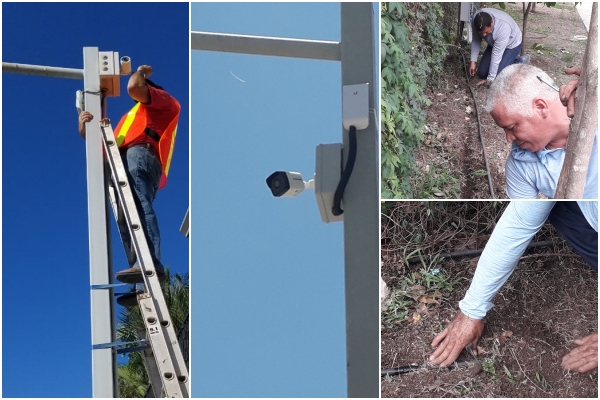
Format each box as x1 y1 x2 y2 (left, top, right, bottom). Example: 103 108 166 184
191 31 341 61
2 62 83 79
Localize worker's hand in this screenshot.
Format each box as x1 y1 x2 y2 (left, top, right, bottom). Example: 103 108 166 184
559 67 581 118
430 311 485 367
476 79 487 87
137 65 153 78
562 332 598 373
78 111 94 138
469 61 477 77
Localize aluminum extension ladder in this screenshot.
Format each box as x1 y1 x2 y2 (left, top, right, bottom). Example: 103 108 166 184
100 119 189 398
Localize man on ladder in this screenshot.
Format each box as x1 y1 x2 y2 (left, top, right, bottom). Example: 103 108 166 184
78 64 181 301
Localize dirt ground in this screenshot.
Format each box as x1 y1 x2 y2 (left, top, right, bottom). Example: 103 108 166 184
381 202 598 397
417 3 589 199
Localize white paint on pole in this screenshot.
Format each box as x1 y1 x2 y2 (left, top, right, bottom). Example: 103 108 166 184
84 47 117 398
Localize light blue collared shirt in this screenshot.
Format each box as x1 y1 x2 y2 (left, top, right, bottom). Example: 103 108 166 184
506 131 598 199
459 201 598 319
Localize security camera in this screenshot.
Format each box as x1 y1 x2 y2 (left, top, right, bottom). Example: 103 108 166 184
266 171 314 197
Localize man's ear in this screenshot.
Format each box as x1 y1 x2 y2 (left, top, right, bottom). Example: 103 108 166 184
532 98 550 118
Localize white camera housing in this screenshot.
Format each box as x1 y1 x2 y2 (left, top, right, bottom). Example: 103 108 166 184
266 143 343 223
266 171 311 197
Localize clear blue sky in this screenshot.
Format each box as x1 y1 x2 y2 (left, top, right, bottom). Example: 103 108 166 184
2 3 189 397
191 3 377 397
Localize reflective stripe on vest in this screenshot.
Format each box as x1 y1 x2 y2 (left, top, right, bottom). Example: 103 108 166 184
114 100 180 189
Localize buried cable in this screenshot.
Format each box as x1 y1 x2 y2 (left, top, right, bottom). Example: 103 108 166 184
405 240 555 264
382 361 470 376
425 42 496 198
332 125 357 216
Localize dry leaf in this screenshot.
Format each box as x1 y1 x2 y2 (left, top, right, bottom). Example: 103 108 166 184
465 106 472 114
499 330 513 344
416 302 430 316
406 312 421 323
500 330 513 339
417 293 441 304
425 139 431 145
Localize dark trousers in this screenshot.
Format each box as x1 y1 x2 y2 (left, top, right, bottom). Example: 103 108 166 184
549 202 598 271
478 43 523 80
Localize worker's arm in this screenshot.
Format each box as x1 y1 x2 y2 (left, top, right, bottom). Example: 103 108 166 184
459 201 554 318
78 111 93 139
127 65 153 104
431 202 555 367
487 24 511 81
470 21 482 66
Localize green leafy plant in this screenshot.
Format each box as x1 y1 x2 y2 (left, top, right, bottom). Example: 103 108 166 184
381 3 450 198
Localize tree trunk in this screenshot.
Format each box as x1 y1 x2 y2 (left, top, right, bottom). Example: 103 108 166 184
456 2 462 46
521 2 533 56
555 3 598 198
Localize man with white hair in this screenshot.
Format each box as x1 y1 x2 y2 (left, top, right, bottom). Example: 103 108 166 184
485 63 597 199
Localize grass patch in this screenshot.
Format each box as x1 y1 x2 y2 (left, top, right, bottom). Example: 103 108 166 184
561 53 574 63
413 162 461 199
554 3 575 11
381 261 464 328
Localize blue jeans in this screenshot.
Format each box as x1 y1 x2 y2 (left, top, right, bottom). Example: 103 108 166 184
118 144 162 269
478 43 523 80
549 202 598 271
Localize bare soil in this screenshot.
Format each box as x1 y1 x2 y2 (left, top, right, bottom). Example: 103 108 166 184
381 202 598 398
418 3 588 199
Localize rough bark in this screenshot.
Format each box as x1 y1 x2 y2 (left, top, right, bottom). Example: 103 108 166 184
521 2 533 56
555 3 598 198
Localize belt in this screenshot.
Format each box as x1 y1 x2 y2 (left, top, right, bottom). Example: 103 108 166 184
121 142 159 158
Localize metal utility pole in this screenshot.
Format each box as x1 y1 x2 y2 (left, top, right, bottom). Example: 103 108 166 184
191 3 378 397
3 47 117 397
83 47 118 398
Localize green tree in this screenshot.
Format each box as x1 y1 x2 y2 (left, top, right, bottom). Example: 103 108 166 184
116 268 189 397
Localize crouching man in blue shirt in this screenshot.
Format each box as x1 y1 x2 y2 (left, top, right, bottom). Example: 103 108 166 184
485 63 597 199
429 201 598 373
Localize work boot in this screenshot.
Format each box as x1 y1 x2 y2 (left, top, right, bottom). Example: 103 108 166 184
116 289 144 308
116 264 166 284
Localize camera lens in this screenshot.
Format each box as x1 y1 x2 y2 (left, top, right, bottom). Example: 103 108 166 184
266 171 290 197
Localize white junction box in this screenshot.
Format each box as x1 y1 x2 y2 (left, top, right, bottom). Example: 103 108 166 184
342 83 369 130
99 51 120 97
315 143 344 223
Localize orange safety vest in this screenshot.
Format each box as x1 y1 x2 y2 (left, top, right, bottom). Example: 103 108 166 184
114 100 180 190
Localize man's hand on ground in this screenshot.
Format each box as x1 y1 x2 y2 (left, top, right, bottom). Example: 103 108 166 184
562 332 598 373
476 79 487 87
559 67 581 118
430 311 485 367
469 61 477 76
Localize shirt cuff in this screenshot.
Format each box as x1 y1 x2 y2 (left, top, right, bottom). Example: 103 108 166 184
458 289 492 320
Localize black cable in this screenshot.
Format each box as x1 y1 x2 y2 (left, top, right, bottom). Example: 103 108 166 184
332 125 357 216
382 361 470 376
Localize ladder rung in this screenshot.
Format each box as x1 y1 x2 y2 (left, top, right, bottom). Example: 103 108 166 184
91 283 129 290
93 340 149 353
